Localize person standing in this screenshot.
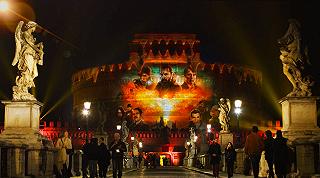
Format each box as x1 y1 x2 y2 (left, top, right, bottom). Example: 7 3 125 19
273 130 290 178
110 133 127 178
264 130 275 178
55 131 72 177
244 126 264 178
225 142 236 178
138 153 143 169
98 137 111 178
208 138 222 178
88 138 99 178
81 139 89 178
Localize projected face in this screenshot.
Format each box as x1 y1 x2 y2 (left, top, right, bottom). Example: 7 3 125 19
132 109 142 122
140 73 150 83
114 133 120 141
191 112 201 124
185 69 197 85
160 68 172 82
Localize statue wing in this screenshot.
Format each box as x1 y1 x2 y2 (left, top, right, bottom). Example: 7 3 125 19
226 99 231 115
12 21 24 66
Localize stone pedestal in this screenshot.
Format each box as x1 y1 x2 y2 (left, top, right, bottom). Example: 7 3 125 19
0 100 55 177
0 101 45 146
279 97 320 176
219 132 233 150
280 97 319 131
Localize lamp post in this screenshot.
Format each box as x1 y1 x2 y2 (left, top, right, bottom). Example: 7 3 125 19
131 136 135 157
83 101 91 140
116 125 122 130
194 135 198 156
234 100 242 147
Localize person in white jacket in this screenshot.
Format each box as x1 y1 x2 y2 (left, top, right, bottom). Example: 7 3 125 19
55 131 72 176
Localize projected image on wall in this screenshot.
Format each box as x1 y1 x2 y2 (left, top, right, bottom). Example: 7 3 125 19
120 64 215 128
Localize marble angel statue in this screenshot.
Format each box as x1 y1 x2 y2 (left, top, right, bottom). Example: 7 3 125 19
218 98 231 133
278 19 314 97
12 21 44 101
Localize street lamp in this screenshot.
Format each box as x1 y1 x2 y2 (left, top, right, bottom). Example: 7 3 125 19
194 135 198 156
84 102 91 110
82 101 91 140
116 125 122 130
234 99 242 147
138 142 143 148
234 100 242 130
206 124 211 132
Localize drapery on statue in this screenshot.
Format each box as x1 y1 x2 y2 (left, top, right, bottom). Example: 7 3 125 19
278 19 314 97
12 21 44 101
218 98 231 133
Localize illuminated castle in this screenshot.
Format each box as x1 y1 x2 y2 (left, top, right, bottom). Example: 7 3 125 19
72 34 262 131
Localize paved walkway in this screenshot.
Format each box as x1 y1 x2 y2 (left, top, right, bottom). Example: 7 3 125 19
184 166 249 178
72 166 251 178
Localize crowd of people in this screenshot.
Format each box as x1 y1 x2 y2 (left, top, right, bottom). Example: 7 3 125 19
207 126 293 178
54 126 293 178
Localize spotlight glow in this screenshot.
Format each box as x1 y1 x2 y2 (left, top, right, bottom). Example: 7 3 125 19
0 1 9 12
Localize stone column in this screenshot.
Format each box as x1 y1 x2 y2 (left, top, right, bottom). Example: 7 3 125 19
279 97 320 177
0 144 27 178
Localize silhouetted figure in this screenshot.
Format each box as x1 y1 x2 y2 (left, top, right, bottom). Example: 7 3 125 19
81 140 89 178
208 138 222 178
225 142 236 178
274 130 290 178
98 137 111 178
244 126 264 178
264 130 275 178
88 138 99 178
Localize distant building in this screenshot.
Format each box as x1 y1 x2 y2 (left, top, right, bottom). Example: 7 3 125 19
71 34 262 165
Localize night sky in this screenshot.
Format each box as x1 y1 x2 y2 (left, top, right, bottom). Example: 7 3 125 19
0 1 319 122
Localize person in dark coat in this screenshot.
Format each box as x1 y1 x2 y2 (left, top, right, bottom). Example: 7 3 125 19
273 130 289 178
208 138 222 178
81 139 89 178
110 133 127 178
225 142 236 178
98 137 111 178
264 130 275 178
88 138 99 178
